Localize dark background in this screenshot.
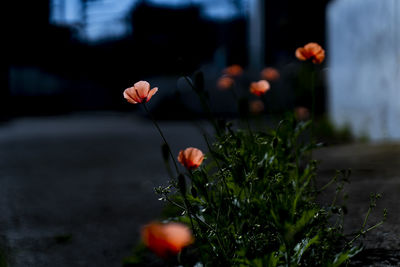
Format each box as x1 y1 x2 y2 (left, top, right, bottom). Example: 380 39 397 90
1 0 331 118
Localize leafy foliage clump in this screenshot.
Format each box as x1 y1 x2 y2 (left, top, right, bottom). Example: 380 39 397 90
124 69 385 266
150 116 379 266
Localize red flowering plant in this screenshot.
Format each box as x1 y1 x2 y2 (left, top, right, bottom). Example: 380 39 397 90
123 81 158 104
261 67 280 82
214 64 285 122
250 80 270 97
294 42 326 136
141 222 194 258
123 46 385 266
178 147 204 171
296 42 325 64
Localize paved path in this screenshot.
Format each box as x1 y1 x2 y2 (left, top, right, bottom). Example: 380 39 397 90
0 113 210 267
315 143 400 266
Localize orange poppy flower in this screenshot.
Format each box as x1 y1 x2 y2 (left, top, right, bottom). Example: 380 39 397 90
178 147 204 170
250 80 270 96
294 106 310 121
123 81 158 104
223 64 243 77
260 67 280 81
217 75 234 90
142 222 194 258
295 42 325 64
249 100 265 114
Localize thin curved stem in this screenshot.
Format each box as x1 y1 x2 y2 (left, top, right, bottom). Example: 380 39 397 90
183 76 222 136
142 102 199 235
310 69 316 159
142 102 180 175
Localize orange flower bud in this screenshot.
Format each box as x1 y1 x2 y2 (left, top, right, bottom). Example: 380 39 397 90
250 80 270 97
123 81 158 104
249 100 264 114
260 67 280 81
223 64 243 77
295 42 325 64
294 106 310 121
178 147 204 170
142 222 194 258
217 75 234 90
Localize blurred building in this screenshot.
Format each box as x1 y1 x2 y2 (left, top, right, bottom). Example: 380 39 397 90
5 0 248 116
128 3 218 75
3 0 331 117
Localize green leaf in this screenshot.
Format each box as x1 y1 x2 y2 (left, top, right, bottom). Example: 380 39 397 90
330 246 363 267
293 235 320 264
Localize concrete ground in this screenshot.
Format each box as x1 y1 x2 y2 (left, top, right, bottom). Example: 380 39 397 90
315 143 400 250
0 113 399 266
0 113 210 267
315 143 400 266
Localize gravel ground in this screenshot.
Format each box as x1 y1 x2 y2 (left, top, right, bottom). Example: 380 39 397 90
0 114 399 266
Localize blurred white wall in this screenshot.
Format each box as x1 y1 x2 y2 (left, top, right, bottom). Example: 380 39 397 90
327 0 400 140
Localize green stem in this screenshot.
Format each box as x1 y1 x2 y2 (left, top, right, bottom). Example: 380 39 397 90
244 117 254 141
331 182 344 208
203 134 234 201
349 220 384 245
318 175 337 192
183 76 222 136
283 239 292 267
311 70 316 139
143 102 180 175
230 84 239 102
262 94 271 117
183 197 197 235
294 137 300 179
142 103 197 234
365 221 384 233
361 207 372 230
166 197 185 210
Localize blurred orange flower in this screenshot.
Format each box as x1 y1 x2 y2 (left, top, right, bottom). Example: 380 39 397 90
260 67 280 81
250 80 270 96
295 42 325 64
123 81 158 104
178 147 204 170
249 100 264 114
217 75 234 90
294 106 310 121
223 64 243 77
142 222 194 258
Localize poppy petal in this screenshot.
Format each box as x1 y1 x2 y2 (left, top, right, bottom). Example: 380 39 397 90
295 47 307 61
146 87 158 102
134 81 151 99
123 89 139 104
